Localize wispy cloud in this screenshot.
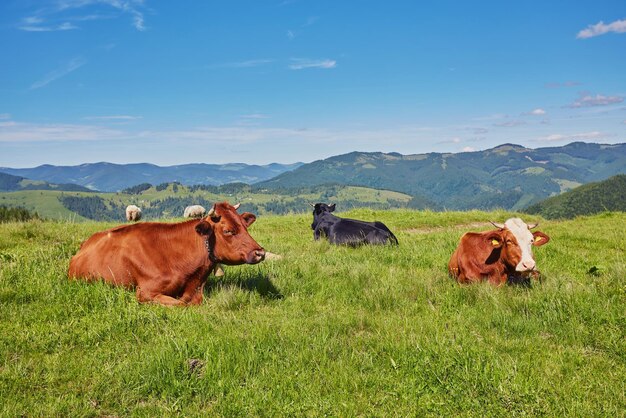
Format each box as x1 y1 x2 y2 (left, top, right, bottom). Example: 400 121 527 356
493 120 526 128
523 108 547 116
577 19 626 39
0 114 10 120
208 59 274 69
83 115 142 121
18 16 78 32
0 121 124 142
240 113 270 120
437 137 462 145
567 92 624 108
29 57 86 90
288 58 336 70
535 131 607 142
545 81 582 89
18 0 147 32
471 113 508 122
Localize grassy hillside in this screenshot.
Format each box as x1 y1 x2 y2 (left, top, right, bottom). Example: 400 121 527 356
0 210 624 415
525 174 626 219
0 183 412 221
258 142 626 210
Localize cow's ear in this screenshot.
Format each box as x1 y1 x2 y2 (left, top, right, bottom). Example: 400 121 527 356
241 212 257 226
195 220 213 237
329 204 336 212
532 231 550 246
487 232 503 248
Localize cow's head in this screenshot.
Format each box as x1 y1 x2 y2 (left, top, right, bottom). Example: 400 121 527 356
311 203 335 217
310 203 336 230
195 202 265 265
489 218 550 273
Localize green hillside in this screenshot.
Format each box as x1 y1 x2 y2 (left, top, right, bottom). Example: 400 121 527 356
258 142 626 210
0 183 412 221
1 211 624 415
524 174 626 219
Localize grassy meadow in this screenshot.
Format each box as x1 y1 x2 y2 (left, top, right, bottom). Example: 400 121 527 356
0 209 624 416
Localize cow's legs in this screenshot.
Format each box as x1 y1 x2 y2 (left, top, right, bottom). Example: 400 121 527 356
136 288 185 306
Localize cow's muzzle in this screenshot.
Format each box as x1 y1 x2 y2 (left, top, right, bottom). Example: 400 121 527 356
247 248 266 264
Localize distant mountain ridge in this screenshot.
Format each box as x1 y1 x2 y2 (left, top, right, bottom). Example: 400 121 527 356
257 142 626 211
0 172 92 192
0 162 303 192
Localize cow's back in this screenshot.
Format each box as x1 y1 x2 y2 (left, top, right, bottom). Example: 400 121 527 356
449 232 506 284
69 222 198 288
69 224 141 287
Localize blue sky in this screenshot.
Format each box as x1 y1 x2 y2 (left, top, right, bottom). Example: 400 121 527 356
1 0 625 167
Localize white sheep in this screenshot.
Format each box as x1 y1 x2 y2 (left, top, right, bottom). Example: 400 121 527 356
184 205 207 218
125 205 142 222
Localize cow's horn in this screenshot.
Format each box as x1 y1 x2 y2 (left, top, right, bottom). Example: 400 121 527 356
233 203 241 210
309 203 315 207
527 222 539 229
207 206 215 217
490 221 505 229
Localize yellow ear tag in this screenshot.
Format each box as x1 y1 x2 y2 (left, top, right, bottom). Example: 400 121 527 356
535 236 543 243
491 239 500 246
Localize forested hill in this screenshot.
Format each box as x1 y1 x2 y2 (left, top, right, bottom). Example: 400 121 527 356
524 174 626 219
257 142 626 211
0 172 92 192
0 162 303 192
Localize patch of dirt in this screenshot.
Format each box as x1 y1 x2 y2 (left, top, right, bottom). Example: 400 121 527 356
402 222 488 234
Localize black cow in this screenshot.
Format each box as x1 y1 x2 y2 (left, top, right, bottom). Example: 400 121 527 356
310 203 399 246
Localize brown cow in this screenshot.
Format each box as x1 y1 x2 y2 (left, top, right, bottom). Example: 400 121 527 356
448 218 550 285
68 202 265 305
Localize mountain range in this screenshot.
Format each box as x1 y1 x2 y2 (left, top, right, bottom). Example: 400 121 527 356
1 142 624 212
0 162 303 192
258 142 626 210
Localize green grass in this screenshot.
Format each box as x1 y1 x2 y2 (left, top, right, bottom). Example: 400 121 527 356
0 210 624 416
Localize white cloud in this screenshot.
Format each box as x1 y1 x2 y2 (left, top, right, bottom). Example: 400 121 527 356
462 146 475 152
524 108 546 116
29 57 86 90
0 114 10 120
577 19 626 39
288 59 336 70
240 114 269 120
567 93 624 108
535 131 606 142
287 30 295 40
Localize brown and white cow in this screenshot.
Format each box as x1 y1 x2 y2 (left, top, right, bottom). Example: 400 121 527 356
68 202 265 305
448 218 550 285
